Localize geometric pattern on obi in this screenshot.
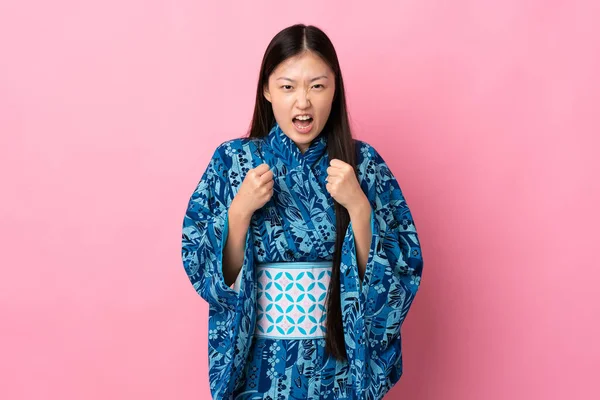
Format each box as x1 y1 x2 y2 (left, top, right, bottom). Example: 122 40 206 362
254 261 332 339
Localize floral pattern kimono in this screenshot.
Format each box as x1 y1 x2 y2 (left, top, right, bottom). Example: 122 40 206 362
181 122 423 399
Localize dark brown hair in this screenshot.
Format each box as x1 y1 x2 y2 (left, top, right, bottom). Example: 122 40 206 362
246 24 356 361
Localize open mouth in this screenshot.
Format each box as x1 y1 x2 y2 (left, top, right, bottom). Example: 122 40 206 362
292 116 314 132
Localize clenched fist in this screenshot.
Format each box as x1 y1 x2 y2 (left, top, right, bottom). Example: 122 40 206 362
325 158 369 214
232 163 274 218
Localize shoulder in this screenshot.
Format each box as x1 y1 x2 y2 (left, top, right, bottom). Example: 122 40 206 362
214 136 254 152
353 139 397 192
354 139 386 165
212 136 260 159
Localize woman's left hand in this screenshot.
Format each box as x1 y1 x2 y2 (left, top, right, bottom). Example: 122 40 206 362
325 159 369 213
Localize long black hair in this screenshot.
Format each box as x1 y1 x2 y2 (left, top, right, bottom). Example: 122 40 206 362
246 24 356 361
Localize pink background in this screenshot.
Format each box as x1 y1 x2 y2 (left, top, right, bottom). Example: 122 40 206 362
1 1 598 399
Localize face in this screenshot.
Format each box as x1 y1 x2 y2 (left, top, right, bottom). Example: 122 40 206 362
263 51 335 153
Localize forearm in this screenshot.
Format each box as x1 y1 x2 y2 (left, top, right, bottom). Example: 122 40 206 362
348 197 373 281
222 197 252 287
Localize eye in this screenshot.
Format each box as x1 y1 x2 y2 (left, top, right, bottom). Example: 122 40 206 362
313 84 324 89
281 85 292 90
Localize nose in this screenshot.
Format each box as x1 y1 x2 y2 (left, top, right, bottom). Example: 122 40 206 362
296 89 311 108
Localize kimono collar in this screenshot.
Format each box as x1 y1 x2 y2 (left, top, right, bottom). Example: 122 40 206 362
265 121 328 169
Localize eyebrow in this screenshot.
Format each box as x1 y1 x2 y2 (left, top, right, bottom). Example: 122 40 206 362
276 75 329 83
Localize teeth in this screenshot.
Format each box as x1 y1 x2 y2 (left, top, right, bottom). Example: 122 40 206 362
294 115 312 120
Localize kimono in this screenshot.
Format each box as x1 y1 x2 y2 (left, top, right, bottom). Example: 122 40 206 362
181 122 423 399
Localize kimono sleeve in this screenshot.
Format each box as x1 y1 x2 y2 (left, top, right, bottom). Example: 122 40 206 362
181 144 248 310
361 146 423 332
340 143 424 399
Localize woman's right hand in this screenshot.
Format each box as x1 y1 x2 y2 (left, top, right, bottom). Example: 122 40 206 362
231 163 274 218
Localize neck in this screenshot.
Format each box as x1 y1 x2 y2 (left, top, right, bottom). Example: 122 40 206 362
296 141 310 154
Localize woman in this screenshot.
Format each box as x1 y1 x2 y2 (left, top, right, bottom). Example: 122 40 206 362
181 24 423 400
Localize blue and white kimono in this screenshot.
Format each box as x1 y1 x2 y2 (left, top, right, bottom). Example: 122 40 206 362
181 122 423 399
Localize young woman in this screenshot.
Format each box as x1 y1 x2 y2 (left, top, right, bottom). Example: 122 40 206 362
181 24 424 400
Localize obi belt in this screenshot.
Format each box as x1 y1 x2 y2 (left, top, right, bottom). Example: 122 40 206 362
234 261 333 339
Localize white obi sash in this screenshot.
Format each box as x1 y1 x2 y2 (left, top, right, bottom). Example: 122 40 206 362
233 261 333 339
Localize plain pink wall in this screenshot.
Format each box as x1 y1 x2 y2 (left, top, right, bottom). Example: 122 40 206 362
1 1 598 399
